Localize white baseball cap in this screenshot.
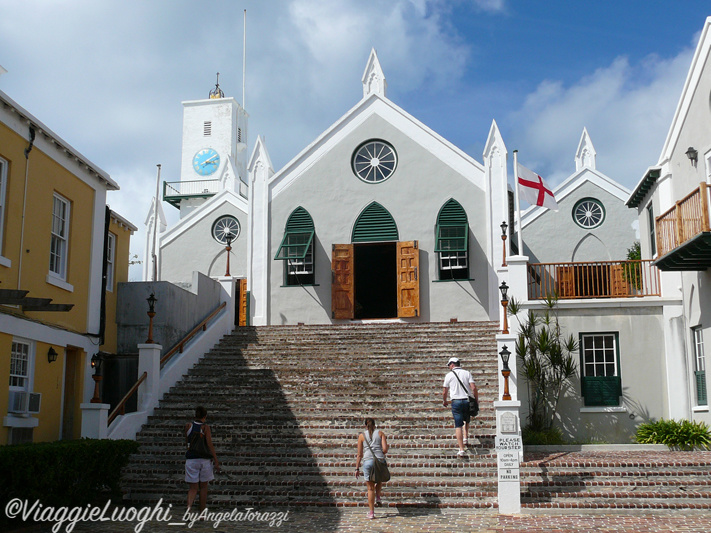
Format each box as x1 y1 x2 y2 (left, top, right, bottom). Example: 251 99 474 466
447 357 460 366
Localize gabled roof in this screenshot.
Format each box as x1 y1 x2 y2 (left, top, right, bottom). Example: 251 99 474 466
269 92 485 198
657 16 711 166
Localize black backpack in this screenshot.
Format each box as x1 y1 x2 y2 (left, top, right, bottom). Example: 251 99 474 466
187 424 213 459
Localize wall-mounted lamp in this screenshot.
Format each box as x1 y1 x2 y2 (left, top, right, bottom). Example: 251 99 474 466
47 347 58 363
686 147 698 165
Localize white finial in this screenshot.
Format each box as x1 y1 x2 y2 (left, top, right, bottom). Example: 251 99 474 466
362 48 387 98
575 127 597 171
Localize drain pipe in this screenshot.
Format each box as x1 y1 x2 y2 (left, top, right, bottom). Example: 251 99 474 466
17 125 35 290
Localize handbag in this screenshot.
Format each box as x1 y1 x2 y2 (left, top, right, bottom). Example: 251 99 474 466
450 369 479 417
363 431 390 483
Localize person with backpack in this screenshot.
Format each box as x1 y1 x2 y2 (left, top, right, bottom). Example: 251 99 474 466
185 406 220 512
443 357 478 456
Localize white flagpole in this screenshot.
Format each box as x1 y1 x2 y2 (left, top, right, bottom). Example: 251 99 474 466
152 164 161 282
513 150 523 254
242 9 247 109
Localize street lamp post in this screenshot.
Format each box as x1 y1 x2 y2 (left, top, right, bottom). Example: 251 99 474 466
499 345 512 401
224 230 234 277
90 353 103 403
146 292 157 344
499 281 509 334
501 221 508 267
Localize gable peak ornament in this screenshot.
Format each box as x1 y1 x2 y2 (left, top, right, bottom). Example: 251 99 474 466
362 48 387 98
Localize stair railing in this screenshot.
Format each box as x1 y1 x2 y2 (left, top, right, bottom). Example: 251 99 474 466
107 371 147 426
160 301 227 368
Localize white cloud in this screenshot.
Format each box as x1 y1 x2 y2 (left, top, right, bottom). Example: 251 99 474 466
507 47 694 188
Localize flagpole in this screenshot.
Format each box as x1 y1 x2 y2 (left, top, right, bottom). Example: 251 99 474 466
513 150 523 254
152 164 161 282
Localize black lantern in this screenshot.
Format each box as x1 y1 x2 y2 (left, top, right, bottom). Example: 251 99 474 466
146 292 157 314
499 281 509 302
686 147 698 164
47 347 58 363
499 345 511 371
90 352 102 372
500 220 508 237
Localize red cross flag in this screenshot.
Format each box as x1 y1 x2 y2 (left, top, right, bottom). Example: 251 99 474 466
517 164 559 211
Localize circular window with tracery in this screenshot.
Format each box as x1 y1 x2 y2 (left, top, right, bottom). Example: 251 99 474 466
212 215 240 244
573 198 605 229
352 140 397 183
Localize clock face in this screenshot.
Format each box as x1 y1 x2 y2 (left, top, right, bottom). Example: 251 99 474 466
193 148 220 176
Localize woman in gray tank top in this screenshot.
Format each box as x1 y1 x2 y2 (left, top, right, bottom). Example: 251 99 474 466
355 418 389 519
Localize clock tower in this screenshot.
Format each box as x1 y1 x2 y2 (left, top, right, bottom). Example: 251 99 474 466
171 75 249 218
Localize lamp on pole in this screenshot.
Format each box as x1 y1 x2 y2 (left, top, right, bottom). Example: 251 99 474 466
224 229 234 277
500 221 508 267
499 345 512 401
499 281 509 334
146 292 157 344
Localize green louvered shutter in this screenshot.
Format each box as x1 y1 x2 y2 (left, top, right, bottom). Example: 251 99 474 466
275 207 315 260
581 376 622 407
435 199 468 252
696 371 708 406
352 202 399 242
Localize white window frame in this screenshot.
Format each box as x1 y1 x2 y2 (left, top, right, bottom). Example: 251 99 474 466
49 193 70 280
9 339 33 392
705 150 711 182
106 232 116 291
581 333 619 379
439 250 468 271
0 157 7 259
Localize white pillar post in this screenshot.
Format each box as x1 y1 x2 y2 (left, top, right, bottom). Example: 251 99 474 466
137 343 163 411
80 403 111 439
495 400 522 514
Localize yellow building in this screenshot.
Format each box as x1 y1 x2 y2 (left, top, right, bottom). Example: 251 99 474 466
0 88 133 444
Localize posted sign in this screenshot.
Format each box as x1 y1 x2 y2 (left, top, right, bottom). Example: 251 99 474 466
495 436 523 451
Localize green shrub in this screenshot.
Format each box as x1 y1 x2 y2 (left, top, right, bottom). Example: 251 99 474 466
635 419 711 449
0 438 139 526
522 425 566 446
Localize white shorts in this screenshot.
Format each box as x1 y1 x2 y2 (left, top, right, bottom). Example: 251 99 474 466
185 458 214 483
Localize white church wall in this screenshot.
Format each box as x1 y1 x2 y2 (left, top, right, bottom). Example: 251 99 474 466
523 180 637 263
268 113 491 324
160 203 248 285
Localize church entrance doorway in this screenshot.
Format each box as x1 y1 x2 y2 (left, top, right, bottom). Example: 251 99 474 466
354 242 397 319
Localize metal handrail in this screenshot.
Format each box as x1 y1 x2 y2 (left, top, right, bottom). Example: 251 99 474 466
160 302 227 367
107 371 147 426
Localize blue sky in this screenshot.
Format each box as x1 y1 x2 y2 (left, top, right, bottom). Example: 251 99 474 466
0 1 709 278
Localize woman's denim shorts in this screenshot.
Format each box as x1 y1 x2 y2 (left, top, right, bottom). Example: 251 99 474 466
451 398 471 428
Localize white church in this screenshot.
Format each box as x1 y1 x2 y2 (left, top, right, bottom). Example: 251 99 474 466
140 42 710 443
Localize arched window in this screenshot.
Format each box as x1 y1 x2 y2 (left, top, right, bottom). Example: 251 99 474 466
275 207 315 286
435 199 469 280
352 202 399 242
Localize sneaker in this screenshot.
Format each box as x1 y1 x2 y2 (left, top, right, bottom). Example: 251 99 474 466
375 496 382 507
367 511 375 519
457 450 467 456
463 437 468 446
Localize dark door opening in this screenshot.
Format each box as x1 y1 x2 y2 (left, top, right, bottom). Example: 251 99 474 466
354 242 397 319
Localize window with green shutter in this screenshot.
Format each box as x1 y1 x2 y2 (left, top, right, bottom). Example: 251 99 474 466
579 332 621 407
275 207 315 285
692 326 707 406
435 199 469 280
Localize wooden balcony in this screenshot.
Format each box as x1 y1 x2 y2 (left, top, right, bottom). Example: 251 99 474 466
528 260 661 300
654 182 711 271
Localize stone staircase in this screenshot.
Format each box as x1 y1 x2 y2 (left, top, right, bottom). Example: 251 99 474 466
121 322 711 511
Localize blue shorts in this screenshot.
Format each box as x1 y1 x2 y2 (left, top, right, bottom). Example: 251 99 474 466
451 398 471 428
362 459 378 482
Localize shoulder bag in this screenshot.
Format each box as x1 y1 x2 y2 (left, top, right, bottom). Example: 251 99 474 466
450 369 479 417
363 431 390 483
187 423 213 459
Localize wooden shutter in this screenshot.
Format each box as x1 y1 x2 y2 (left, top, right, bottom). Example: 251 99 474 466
331 244 354 319
397 241 420 318
696 371 708 406
581 376 621 406
556 266 575 298
238 278 248 326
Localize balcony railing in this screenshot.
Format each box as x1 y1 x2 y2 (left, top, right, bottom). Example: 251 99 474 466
163 179 220 207
528 260 661 300
655 182 710 257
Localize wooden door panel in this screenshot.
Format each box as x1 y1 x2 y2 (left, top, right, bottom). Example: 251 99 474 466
238 278 248 326
332 244 354 319
397 241 419 317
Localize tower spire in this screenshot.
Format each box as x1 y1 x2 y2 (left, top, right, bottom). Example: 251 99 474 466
209 72 224 99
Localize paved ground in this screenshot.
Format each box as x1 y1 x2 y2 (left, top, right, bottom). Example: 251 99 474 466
11 506 711 533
